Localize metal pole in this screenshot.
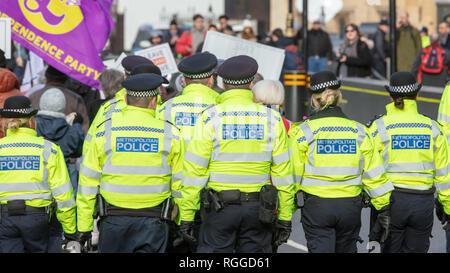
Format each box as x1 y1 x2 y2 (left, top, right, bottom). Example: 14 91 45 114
389 0 397 74
302 0 308 74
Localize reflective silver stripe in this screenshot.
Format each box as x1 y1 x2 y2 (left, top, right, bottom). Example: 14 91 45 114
208 107 220 161
213 152 272 162
100 180 170 194
436 165 449 177
164 99 173 122
78 184 99 195
362 165 386 179
0 182 49 192
162 121 173 165
438 112 450 123
181 176 209 187
375 118 389 167
388 172 434 179
431 120 441 142
272 176 294 186
0 193 52 201
365 180 394 198
300 122 315 167
172 172 183 181
102 164 171 175
356 123 366 173
209 173 270 184
85 133 92 142
80 164 101 180
273 151 290 165
42 140 53 191
393 183 432 191
266 107 274 157
388 162 435 172
304 165 361 176
56 198 76 208
172 190 182 198
435 181 450 192
184 151 209 168
447 135 450 143
301 176 362 187
51 182 73 196
294 175 303 184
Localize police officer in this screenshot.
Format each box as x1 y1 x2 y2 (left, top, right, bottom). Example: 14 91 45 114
76 74 185 253
437 82 450 253
178 55 295 253
289 71 393 253
369 72 450 253
0 96 76 253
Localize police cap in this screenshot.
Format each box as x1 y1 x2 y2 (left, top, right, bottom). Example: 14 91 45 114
121 55 153 75
384 71 421 96
309 71 341 94
178 52 218 79
218 55 258 85
130 63 169 84
122 73 165 97
0 96 38 118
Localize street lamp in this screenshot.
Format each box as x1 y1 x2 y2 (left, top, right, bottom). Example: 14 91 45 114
286 0 295 37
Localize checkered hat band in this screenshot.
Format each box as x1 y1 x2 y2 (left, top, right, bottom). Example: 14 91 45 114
126 89 159 97
3 108 34 114
183 70 214 79
222 76 255 85
388 83 420 93
310 80 340 91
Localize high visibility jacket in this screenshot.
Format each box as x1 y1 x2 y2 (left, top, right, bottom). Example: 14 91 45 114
0 128 76 233
421 35 431 49
438 83 450 138
77 105 185 232
179 89 295 222
288 107 393 210
156 83 218 145
83 89 127 155
369 100 450 213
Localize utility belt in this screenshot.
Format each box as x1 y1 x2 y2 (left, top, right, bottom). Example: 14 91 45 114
95 194 173 221
295 190 370 208
200 185 279 225
393 185 435 195
0 200 54 224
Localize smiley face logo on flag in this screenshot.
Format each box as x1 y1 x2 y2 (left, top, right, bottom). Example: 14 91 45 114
18 0 83 35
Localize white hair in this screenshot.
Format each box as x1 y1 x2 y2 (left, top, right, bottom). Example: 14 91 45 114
252 80 285 105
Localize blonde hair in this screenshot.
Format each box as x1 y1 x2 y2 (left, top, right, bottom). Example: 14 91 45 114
252 80 285 105
312 88 342 111
3 118 30 132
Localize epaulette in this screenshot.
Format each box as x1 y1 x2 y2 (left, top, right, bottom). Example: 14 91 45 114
164 119 180 131
366 114 384 128
200 104 216 115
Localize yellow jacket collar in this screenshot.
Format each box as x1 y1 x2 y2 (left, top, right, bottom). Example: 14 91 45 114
123 104 156 117
6 127 37 137
217 89 254 104
386 99 419 115
182 84 219 99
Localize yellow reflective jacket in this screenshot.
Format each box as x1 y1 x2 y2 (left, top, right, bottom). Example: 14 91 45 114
179 89 295 222
369 100 450 213
77 105 185 232
438 83 450 139
288 107 393 210
0 128 76 233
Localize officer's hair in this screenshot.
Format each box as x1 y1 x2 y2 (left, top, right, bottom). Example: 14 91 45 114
185 77 210 86
312 88 341 111
99 69 124 100
252 80 284 105
126 95 153 108
390 93 417 109
3 118 31 132
223 83 252 91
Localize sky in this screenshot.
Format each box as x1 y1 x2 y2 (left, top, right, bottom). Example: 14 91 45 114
296 0 343 23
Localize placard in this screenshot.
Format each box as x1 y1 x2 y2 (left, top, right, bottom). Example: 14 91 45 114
0 18 11 59
134 43 178 76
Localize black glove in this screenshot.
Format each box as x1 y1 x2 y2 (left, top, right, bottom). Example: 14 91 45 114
73 112 83 125
434 198 450 230
372 205 390 243
179 221 196 245
79 231 92 245
63 232 79 242
273 220 292 247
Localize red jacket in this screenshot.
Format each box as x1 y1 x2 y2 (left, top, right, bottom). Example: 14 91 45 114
0 68 24 138
175 29 206 57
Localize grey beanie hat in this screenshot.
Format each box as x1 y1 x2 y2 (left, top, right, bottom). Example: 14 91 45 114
38 88 66 118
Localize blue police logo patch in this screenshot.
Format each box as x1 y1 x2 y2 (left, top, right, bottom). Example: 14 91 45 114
222 124 265 140
391 135 431 150
175 112 199 126
317 139 357 154
0 156 40 171
116 137 159 153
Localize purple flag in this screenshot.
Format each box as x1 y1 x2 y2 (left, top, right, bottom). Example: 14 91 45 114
0 0 114 89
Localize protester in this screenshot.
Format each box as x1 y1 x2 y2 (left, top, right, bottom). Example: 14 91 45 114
438 21 450 51
0 68 23 138
372 18 390 79
65 77 101 115
175 14 206 57
412 34 450 87
29 66 90 132
25 67 46 97
218 14 230 32
169 20 182 56
87 69 123 124
396 12 422 72
222 25 234 36
239 26 257 42
196 24 219 53
307 20 333 73
149 30 164 46
420 26 431 49
337 23 372 78
272 28 301 71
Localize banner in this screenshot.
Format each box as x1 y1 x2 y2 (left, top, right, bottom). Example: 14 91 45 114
201 31 285 81
135 43 179 76
0 0 114 89
0 18 11 58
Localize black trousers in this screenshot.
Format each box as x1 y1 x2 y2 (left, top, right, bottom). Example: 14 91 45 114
98 215 169 253
383 191 434 253
197 201 273 253
0 212 49 253
301 194 362 253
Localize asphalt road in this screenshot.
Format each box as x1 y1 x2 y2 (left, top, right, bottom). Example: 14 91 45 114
277 208 447 253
